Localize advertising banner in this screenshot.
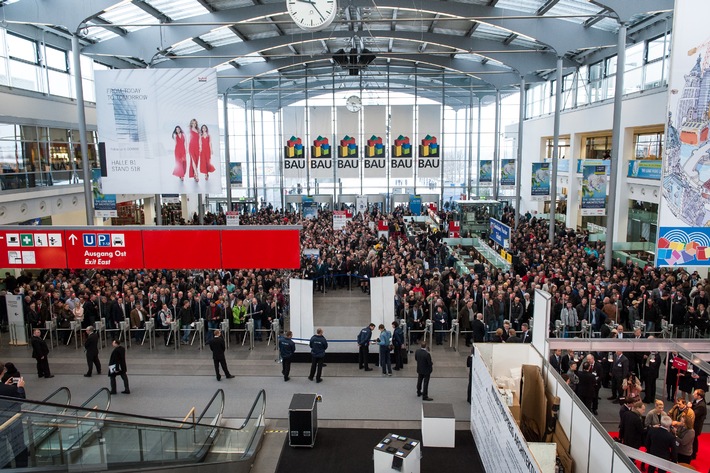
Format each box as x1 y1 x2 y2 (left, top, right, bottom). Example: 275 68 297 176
337 135 359 178
581 165 607 216
161 194 180 204
531 162 550 200
390 135 413 178
226 211 240 226
500 158 515 187
303 199 318 219
489 218 511 248
333 211 349 230
229 163 243 186
576 159 610 175
479 160 492 184
6 294 26 345
92 169 117 218
364 135 386 178
284 136 307 179
409 195 422 215
310 135 333 179
656 0 710 265
95 68 222 194
627 160 662 180
356 195 368 214
417 135 440 178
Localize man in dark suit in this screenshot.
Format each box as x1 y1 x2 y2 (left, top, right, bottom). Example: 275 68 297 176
609 351 630 401
471 312 487 344
550 349 570 374
357 323 375 371
0 364 27 468
641 347 662 403
415 341 434 401
108 339 130 394
584 353 602 415
30 328 53 378
84 326 101 377
691 389 707 459
577 362 597 412
206 329 234 381
506 328 522 343
520 323 532 343
645 416 677 473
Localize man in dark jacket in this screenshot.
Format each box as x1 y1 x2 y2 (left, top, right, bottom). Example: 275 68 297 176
278 331 296 382
30 329 53 378
206 329 234 381
471 312 487 343
609 351 629 401
0 363 27 468
308 328 328 383
357 323 375 371
415 340 434 401
577 361 597 412
84 327 101 377
645 416 677 473
108 339 129 394
391 321 405 371
619 400 646 449
691 388 707 459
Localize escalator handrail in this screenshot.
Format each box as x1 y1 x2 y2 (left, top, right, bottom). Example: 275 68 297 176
195 388 224 426
38 387 71 408
78 387 111 416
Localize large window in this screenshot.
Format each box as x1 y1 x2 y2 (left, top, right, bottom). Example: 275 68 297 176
584 136 612 160
634 131 664 159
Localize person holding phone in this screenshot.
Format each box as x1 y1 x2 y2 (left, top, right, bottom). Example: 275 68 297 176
0 363 27 468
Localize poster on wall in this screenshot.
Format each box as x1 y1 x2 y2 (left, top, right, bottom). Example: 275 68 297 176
410 195 422 215
284 136 307 179
390 135 413 178
356 195 368 214
530 162 550 201
581 165 607 216
364 135 386 178
337 135 359 179
489 218 511 248
479 160 493 184
628 160 662 180
417 135 440 178
229 163 243 186
303 199 318 219
501 159 516 187
310 136 333 179
656 0 710 266
95 68 222 194
92 169 117 218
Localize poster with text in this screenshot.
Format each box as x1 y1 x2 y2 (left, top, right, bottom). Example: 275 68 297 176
310 136 333 179
364 135 386 178
284 136 307 179
96 68 222 194
417 134 440 178
92 169 117 218
581 165 607 216
501 159 516 187
657 0 710 266
337 135 359 178
390 135 413 178
531 162 550 200
229 163 243 186
479 160 492 184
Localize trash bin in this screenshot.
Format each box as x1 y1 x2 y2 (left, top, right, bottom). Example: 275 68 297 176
288 393 318 447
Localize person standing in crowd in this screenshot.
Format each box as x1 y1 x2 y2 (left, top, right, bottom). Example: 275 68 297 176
577 362 597 411
108 339 129 394
0 364 27 468
550 349 569 375
645 416 677 473
84 326 101 377
645 400 667 428
609 351 630 402
472 312 486 344
415 340 434 401
179 299 193 345
308 328 328 383
206 329 234 381
674 416 695 465
391 321 404 371
30 328 53 379
279 330 296 382
357 323 375 371
619 400 646 450
690 389 706 460
641 343 661 403
377 324 392 376
520 322 532 343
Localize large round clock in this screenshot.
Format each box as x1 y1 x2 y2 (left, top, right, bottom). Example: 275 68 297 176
287 0 338 32
346 95 362 112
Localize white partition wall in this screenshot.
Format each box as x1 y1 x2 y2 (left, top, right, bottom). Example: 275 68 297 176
289 278 314 342
532 289 551 356
370 276 395 328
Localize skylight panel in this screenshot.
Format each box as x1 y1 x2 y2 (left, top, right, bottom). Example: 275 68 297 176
146 0 211 20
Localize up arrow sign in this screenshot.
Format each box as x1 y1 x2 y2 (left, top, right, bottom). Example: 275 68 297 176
68 234 78 245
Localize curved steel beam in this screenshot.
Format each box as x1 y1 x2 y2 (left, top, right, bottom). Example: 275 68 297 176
590 0 674 23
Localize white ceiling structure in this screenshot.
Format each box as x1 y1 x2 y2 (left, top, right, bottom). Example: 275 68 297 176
0 0 674 109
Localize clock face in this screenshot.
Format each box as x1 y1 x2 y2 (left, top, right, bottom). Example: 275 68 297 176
287 0 338 32
346 95 362 112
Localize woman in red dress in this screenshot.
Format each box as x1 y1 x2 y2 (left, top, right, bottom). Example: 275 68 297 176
172 126 187 180
188 118 200 182
199 124 215 180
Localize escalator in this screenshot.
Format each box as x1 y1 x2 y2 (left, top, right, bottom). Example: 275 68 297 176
0 388 266 472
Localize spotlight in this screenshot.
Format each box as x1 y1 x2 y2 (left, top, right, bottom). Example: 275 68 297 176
333 49 349 68
359 48 376 67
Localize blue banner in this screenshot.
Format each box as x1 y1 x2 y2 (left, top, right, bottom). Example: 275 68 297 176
557 159 570 173
302 198 318 219
92 169 117 218
531 162 550 199
489 218 511 248
577 159 610 175
410 195 422 215
479 160 492 183
229 162 243 186
627 160 662 179
500 159 515 187
657 227 710 266
581 165 607 216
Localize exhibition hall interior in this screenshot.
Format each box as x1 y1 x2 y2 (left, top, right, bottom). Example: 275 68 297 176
1 0 709 472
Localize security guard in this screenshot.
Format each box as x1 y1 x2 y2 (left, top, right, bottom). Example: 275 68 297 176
279 331 296 382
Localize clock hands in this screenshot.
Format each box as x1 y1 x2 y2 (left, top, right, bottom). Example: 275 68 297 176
295 0 326 22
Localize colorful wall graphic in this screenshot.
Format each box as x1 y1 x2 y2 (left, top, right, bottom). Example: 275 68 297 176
418 134 440 178
479 160 492 184
391 135 413 178
531 162 550 200
310 136 332 179
284 136 306 179
581 165 607 216
364 135 386 178
500 159 515 187
337 135 359 178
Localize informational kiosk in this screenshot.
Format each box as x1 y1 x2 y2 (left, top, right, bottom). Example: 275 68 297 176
373 433 421 473
421 403 455 448
288 394 318 448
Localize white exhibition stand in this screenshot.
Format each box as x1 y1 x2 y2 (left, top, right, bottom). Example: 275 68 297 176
373 433 421 473
421 403 455 448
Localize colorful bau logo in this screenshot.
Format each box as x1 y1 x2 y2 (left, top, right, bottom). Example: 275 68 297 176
339 136 357 157
366 135 384 157
392 135 412 157
285 136 304 158
657 229 710 266
419 135 439 157
311 136 330 158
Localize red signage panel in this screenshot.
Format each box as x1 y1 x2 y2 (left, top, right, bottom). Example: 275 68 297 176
142 229 221 269
65 230 144 269
0 230 67 268
221 229 301 269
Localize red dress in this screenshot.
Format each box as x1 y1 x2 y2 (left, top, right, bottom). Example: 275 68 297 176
199 135 215 174
172 133 186 178
188 129 200 178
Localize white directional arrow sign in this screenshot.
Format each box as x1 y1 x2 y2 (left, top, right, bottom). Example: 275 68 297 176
68 234 78 246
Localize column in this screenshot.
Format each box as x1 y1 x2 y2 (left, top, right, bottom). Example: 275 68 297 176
71 34 94 225
549 56 563 243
